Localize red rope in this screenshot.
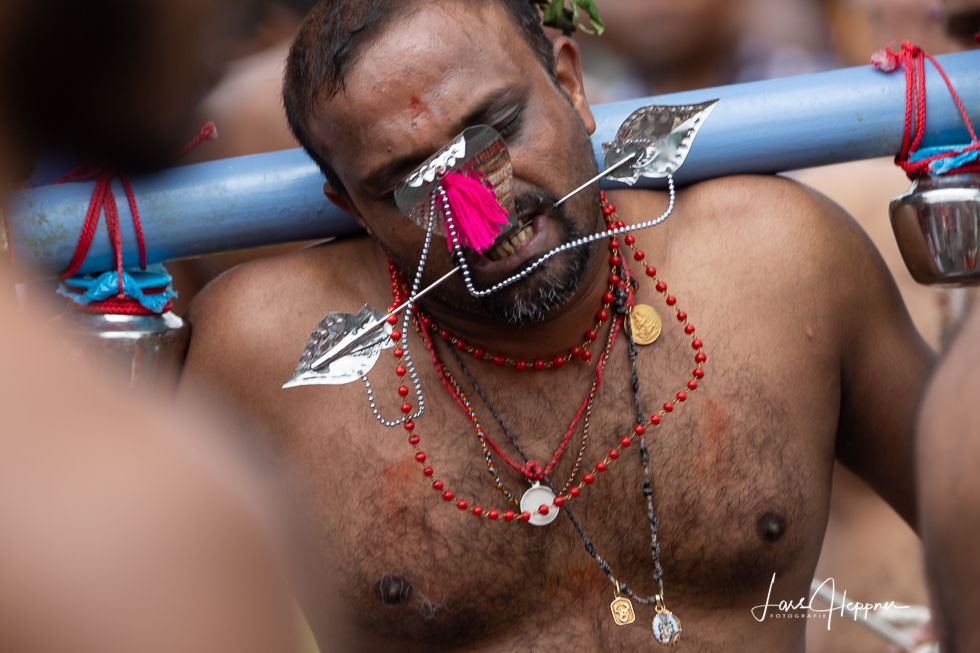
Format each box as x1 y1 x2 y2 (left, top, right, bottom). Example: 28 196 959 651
175 121 217 159
54 121 217 313
67 296 173 315
543 317 620 478
872 42 980 178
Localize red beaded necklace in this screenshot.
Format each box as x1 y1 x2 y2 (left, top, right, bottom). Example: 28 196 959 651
383 193 707 523
414 257 620 371
401 284 620 485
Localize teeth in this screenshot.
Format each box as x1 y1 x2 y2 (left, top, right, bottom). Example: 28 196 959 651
488 224 536 261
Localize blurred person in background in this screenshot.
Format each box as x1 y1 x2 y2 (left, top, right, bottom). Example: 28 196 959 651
577 0 835 103
793 3 948 651
915 3 980 652
0 1 301 652
168 0 319 315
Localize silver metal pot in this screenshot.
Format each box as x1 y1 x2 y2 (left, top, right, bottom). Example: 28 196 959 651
890 172 980 285
49 306 190 391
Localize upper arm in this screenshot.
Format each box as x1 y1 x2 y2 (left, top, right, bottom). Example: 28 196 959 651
178 260 307 423
809 187 936 529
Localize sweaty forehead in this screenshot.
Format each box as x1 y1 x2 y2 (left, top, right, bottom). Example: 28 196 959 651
311 3 542 190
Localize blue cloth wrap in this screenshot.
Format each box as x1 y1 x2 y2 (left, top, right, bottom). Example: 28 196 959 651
908 144 980 175
57 263 177 313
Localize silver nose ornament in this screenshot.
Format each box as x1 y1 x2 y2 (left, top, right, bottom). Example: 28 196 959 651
283 101 719 389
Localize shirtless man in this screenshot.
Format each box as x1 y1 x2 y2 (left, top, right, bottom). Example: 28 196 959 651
181 0 934 649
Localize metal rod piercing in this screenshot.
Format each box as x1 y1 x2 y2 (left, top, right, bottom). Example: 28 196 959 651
310 265 461 370
315 153 648 371
554 152 637 207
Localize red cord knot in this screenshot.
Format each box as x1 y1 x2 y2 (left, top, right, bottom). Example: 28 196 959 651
524 460 544 481
175 121 218 158
870 45 901 72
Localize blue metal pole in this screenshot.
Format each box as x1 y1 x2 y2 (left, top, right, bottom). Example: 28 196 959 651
5 50 980 278
597 50 980 186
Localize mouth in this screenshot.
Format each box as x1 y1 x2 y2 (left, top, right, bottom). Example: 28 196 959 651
467 206 550 278
487 220 536 261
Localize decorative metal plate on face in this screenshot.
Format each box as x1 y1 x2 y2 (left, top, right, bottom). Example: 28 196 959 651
601 100 718 185
394 124 519 237
282 304 393 388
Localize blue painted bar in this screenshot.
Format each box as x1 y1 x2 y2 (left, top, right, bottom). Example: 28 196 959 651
598 50 980 187
5 50 980 278
5 148 360 278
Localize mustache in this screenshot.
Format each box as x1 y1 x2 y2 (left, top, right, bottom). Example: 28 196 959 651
512 183 558 217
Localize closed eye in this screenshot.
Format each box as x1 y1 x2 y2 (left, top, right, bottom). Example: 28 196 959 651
494 108 524 139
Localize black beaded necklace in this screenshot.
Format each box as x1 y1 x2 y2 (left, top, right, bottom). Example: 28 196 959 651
443 267 681 645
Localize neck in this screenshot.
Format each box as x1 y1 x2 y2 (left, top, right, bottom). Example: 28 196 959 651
418 241 612 361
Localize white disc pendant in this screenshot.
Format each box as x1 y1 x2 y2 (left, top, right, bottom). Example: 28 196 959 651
520 482 559 526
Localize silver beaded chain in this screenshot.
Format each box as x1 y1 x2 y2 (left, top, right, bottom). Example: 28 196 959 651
366 174 675 425
440 174 676 298
360 192 438 428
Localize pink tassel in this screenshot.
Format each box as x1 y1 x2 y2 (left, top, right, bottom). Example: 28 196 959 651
440 171 510 254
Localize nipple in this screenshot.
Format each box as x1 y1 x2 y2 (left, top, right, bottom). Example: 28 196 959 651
375 575 413 606
756 512 786 543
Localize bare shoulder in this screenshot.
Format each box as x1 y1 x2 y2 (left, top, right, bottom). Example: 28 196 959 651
619 174 889 299
682 174 872 265
182 235 388 391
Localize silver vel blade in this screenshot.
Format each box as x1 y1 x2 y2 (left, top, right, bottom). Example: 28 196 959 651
601 100 719 185
394 124 518 237
283 304 393 388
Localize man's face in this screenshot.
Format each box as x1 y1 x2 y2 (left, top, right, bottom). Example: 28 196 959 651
310 3 601 325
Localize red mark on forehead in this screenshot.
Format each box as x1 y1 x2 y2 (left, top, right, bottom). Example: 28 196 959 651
409 95 430 114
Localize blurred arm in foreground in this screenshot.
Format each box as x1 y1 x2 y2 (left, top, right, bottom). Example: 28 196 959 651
917 301 980 653
0 1 299 651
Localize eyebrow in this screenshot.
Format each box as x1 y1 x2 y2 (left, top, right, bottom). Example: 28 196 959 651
360 87 522 196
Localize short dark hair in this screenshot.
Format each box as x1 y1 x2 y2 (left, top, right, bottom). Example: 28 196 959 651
283 0 555 196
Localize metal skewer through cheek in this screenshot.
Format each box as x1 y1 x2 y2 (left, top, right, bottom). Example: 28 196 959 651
314 265 462 365
554 152 637 206
317 151 655 369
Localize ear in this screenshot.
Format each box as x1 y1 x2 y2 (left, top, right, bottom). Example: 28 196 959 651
552 36 596 135
323 181 374 236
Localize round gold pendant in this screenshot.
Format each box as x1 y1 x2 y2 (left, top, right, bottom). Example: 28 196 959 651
652 595 681 646
630 304 662 345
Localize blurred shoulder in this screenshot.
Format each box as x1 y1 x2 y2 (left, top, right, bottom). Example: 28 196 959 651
183 235 389 378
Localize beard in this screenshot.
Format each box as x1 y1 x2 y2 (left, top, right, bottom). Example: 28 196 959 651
389 182 602 328
385 120 602 327
480 193 594 327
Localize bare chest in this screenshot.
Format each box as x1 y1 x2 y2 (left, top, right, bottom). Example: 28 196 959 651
280 313 840 649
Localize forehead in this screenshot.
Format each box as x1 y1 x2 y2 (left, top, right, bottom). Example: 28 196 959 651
310 2 545 189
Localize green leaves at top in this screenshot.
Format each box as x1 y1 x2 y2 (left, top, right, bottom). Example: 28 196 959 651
531 0 605 37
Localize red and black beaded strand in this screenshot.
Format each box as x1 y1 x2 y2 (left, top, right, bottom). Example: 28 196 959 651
444 311 619 498
412 257 618 371
388 198 707 523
